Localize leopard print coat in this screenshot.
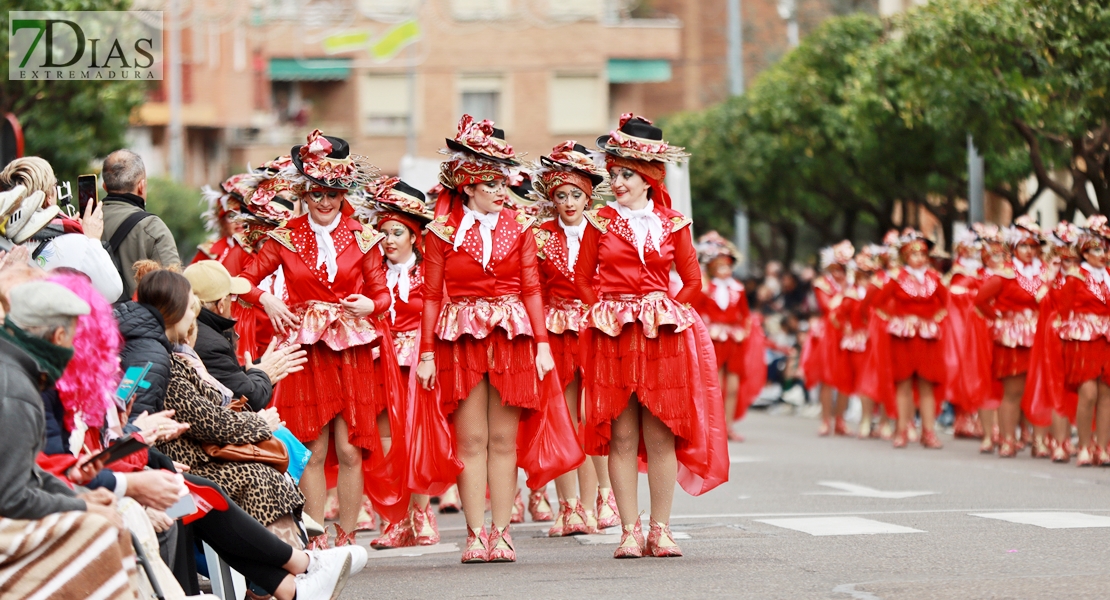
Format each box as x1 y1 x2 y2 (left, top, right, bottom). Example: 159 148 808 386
157 356 304 526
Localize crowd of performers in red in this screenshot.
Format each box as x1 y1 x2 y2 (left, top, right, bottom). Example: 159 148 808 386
190 113 772 564
802 216 1110 466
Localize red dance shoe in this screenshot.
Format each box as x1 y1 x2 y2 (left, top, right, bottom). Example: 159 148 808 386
1076 446 1095 467
1051 440 1070 463
1098 445 1110 467
510 489 525 524
307 533 329 551
437 485 461 514
646 519 683 558
1032 437 1052 459
527 488 554 522
906 427 920 444
998 440 1017 458
979 437 995 454
558 500 589 537
613 520 645 559
334 524 358 547
833 418 850 436
857 421 872 440
817 419 831 437
461 525 488 564
547 501 566 537
355 499 377 532
370 519 414 549
596 488 621 530
487 525 516 563
728 430 746 442
1064 438 1077 457
412 506 440 546
892 430 908 449
969 413 984 438
920 429 943 449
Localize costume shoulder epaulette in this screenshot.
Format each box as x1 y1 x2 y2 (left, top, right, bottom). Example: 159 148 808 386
426 214 456 244
514 212 536 230
813 277 833 295
1065 265 1086 280
533 227 551 260
196 241 216 260
669 214 693 231
266 228 296 252
995 266 1016 279
584 209 609 233
355 225 385 254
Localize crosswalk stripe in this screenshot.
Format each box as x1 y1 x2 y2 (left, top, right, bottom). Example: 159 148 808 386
756 516 924 536
969 512 1110 529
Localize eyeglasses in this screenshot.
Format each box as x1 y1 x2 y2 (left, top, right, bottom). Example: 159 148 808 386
307 189 342 203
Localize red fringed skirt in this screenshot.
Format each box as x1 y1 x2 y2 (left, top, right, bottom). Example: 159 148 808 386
434 331 541 414
992 345 1032 379
274 341 386 448
548 331 582 391
1062 338 1110 390
584 323 695 444
889 335 945 384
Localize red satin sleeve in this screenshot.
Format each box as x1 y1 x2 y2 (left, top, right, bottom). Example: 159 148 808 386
737 289 751 321
419 234 447 354
519 231 549 344
814 286 835 315
575 225 602 305
1056 276 1079 316
872 277 896 315
672 227 702 305
360 245 392 318
239 239 283 305
934 276 950 308
973 276 1004 318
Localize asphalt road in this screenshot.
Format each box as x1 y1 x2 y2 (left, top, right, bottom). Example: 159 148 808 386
343 411 1110 599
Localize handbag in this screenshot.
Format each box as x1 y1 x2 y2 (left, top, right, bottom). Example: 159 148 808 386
200 396 289 473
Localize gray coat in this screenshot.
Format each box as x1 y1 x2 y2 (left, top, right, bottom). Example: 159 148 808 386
102 193 180 298
0 338 85 520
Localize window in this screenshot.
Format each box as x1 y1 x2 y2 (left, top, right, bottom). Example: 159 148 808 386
547 0 601 20
451 0 511 21
549 73 605 134
361 73 412 136
458 75 503 123
357 0 419 17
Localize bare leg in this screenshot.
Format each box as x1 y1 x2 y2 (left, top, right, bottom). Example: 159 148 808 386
1095 381 1110 451
331 417 364 533
486 384 521 529
918 380 937 433
592 455 611 488
721 369 740 427
454 378 490 530
641 410 677 524
819 384 834 424
376 410 391 454
301 423 332 525
412 494 431 510
895 378 914 434
1051 412 1070 447
859 395 874 436
999 375 1025 443
1076 380 1097 450
609 397 642 527
979 407 998 446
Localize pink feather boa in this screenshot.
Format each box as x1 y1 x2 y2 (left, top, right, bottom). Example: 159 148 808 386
50 273 122 429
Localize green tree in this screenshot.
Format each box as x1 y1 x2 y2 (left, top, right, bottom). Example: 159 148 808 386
0 0 148 186
145 177 209 262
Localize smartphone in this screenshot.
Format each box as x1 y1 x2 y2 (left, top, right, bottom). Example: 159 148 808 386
165 491 197 520
79 434 148 468
77 174 98 216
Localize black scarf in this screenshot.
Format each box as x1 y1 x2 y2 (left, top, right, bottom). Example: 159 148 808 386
0 317 73 385
103 192 146 210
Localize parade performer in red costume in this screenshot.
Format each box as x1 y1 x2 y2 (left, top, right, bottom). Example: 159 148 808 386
836 246 880 438
192 173 256 271
867 230 948 449
241 130 404 548
1035 223 1082 462
528 142 620 536
974 224 1008 451
414 116 583 564
695 231 765 442
804 241 854 436
349 177 442 548
576 114 728 559
1055 217 1110 466
974 217 1049 458
944 229 989 442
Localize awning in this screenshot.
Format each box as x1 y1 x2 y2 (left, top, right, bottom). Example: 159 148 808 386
607 59 672 83
269 58 352 81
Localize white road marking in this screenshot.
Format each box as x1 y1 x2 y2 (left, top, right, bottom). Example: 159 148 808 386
831 583 883 600
970 512 1110 529
757 516 924 536
805 481 937 499
366 543 460 559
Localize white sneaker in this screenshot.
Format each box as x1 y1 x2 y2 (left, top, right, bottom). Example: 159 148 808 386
13 205 60 243
296 548 351 600
345 544 368 575
0 185 26 218
2 190 45 240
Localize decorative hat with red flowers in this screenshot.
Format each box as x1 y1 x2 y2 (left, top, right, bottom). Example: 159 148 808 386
854 245 883 272
696 231 743 266
438 114 519 192
200 171 262 232
1048 221 1082 260
286 129 379 191
1004 215 1043 249
595 114 688 209
530 141 608 203
1078 215 1110 255
819 240 856 270
896 228 934 259
352 176 433 235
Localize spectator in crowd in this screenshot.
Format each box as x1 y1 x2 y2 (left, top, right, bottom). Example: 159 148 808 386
779 271 810 315
101 149 180 300
0 280 142 599
183 260 307 412
763 260 784 297
0 157 124 302
114 261 179 423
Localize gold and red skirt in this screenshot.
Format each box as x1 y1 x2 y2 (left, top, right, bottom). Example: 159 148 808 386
433 294 541 414
708 322 749 376
1061 338 1110 390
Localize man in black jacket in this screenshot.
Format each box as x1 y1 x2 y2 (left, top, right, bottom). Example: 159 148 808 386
183 260 306 411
